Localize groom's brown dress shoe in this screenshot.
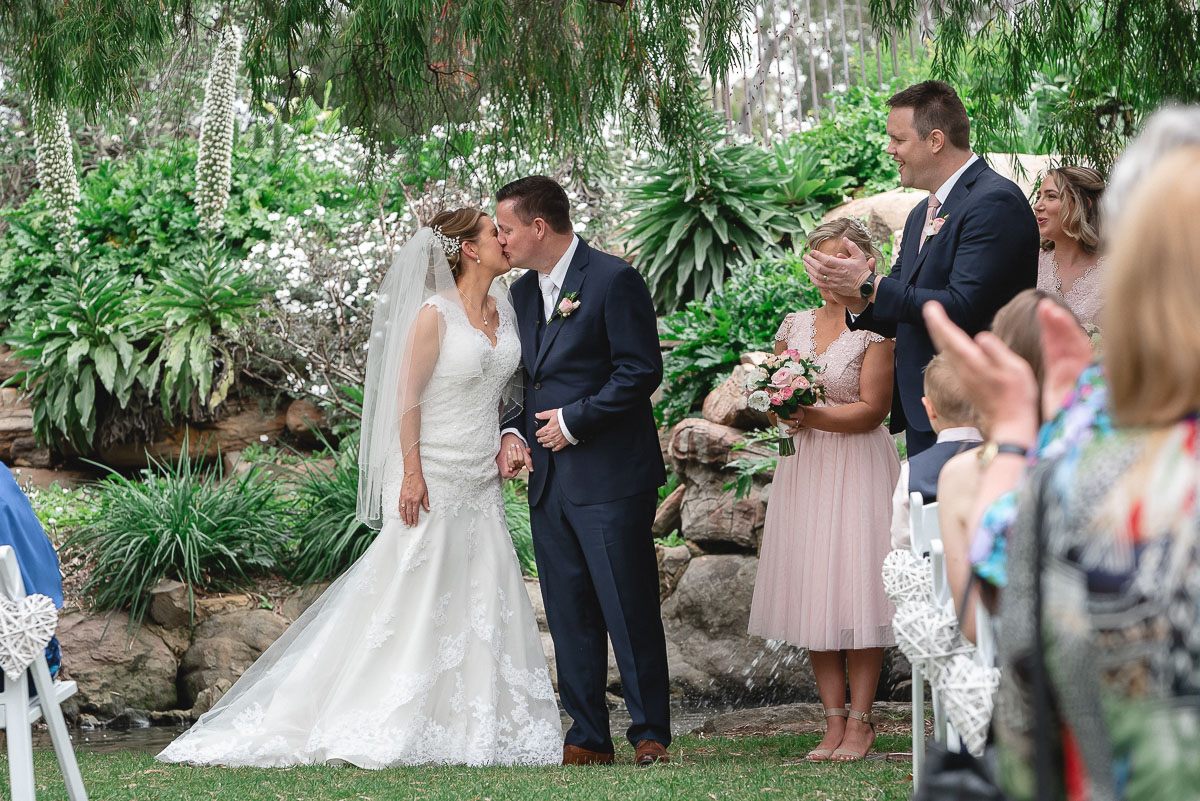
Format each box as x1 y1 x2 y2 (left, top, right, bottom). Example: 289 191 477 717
562 745 615 766
634 740 669 766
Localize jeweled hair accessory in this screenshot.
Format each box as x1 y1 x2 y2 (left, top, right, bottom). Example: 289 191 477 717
432 225 461 257
847 216 872 240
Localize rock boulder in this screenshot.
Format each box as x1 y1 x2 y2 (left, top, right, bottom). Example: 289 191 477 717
56 611 179 717
701 366 770 430
661 555 816 705
178 608 289 708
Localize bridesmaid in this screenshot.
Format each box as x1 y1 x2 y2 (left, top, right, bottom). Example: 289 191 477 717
1033 166 1106 326
748 218 900 763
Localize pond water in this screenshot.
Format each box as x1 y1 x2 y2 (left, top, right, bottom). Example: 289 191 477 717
35 703 728 754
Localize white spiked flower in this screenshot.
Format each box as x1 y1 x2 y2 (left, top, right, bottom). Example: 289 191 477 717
31 96 79 247
195 24 243 234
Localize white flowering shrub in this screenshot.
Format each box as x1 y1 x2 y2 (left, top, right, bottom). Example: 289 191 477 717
195 24 243 234
31 96 79 247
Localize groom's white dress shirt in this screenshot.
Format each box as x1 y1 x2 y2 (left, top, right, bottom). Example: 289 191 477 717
504 235 581 447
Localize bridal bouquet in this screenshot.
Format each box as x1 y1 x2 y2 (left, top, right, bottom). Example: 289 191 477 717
743 351 825 456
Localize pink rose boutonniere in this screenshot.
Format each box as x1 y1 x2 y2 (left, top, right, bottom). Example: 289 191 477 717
549 291 581 323
923 214 949 241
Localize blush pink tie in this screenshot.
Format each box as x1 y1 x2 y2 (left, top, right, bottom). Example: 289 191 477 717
918 195 941 254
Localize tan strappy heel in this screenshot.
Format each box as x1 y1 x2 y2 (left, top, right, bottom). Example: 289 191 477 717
831 707 875 762
806 706 849 762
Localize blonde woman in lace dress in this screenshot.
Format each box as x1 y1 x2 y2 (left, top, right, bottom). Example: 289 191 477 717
1033 166 1106 326
157 210 562 768
749 219 900 763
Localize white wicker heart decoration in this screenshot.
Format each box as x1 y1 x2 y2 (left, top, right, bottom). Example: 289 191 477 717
892 600 970 679
937 653 1001 756
0 593 58 681
881 548 933 605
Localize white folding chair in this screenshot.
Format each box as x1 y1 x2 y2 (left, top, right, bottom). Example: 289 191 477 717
907 494 959 786
0 545 87 801
906 493 930 787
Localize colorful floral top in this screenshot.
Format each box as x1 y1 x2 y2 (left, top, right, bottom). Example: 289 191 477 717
969 363 1112 587
995 415 1200 800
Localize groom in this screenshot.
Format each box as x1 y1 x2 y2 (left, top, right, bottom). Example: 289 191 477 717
495 176 672 766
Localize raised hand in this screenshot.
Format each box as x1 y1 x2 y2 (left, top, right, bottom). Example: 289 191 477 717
1037 300 1093 421
804 237 877 312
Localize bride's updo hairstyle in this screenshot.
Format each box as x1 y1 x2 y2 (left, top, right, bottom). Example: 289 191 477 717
1039 166 1104 254
429 208 486 280
806 217 884 266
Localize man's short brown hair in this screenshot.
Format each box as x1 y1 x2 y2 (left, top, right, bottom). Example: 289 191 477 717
495 175 572 234
887 80 971 150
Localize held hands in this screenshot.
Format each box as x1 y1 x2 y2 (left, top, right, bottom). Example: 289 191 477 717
399 471 431 527
535 409 571 452
497 432 533 479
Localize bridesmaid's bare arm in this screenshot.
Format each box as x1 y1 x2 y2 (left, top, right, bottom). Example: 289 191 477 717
797 339 894 434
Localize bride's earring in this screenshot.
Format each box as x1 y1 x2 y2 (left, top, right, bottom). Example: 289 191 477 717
477 257 481 263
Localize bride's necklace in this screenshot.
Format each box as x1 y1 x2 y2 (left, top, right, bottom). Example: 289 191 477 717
457 286 491 327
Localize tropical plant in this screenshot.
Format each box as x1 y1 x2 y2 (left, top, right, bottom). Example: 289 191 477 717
656 254 823 427
624 119 818 311
30 96 79 246
4 263 150 448
143 244 264 419
68 444 290 627
195 23 243 234
503 479 538 578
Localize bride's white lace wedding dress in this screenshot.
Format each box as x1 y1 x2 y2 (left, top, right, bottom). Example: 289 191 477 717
158 295 562 768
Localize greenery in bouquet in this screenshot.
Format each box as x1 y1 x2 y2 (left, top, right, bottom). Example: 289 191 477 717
743 351 826 457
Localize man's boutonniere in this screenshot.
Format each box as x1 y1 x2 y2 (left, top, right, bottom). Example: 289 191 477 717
923 214 949 240
549 291 581 323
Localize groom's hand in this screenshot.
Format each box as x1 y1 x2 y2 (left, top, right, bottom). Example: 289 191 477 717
535 409 570 452
498 432 532 478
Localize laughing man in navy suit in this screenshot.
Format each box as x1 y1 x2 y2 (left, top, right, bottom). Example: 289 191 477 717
494 176 671 767
805 81 1038 455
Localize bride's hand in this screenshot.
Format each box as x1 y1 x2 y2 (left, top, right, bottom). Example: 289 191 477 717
781 407 805 435
399 471 430 527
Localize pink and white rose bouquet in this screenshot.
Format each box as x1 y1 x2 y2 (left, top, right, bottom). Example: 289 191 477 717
743 350 825 456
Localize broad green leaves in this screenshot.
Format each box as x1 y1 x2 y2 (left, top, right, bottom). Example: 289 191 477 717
625 121 838 312
3 248 264 450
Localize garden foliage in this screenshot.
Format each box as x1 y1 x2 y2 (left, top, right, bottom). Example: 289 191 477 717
68 444 290 627
656 254 823 428
625 117 841 312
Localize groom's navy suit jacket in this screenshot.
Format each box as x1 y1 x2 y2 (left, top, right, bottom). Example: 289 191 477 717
507 240 666 507
849 158 1039 444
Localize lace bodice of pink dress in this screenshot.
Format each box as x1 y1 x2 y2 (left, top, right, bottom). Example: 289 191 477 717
1036 249 1105 327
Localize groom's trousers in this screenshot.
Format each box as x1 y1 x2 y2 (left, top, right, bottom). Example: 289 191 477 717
530 469 672 753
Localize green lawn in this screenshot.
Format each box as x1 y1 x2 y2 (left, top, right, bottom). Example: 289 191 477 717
8 734 914 800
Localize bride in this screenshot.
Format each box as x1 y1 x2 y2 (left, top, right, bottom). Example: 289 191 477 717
157 209 562 768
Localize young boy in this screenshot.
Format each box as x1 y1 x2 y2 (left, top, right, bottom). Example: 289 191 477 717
889 354 982 550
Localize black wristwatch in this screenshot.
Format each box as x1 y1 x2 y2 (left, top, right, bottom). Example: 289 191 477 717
858 273 877 299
